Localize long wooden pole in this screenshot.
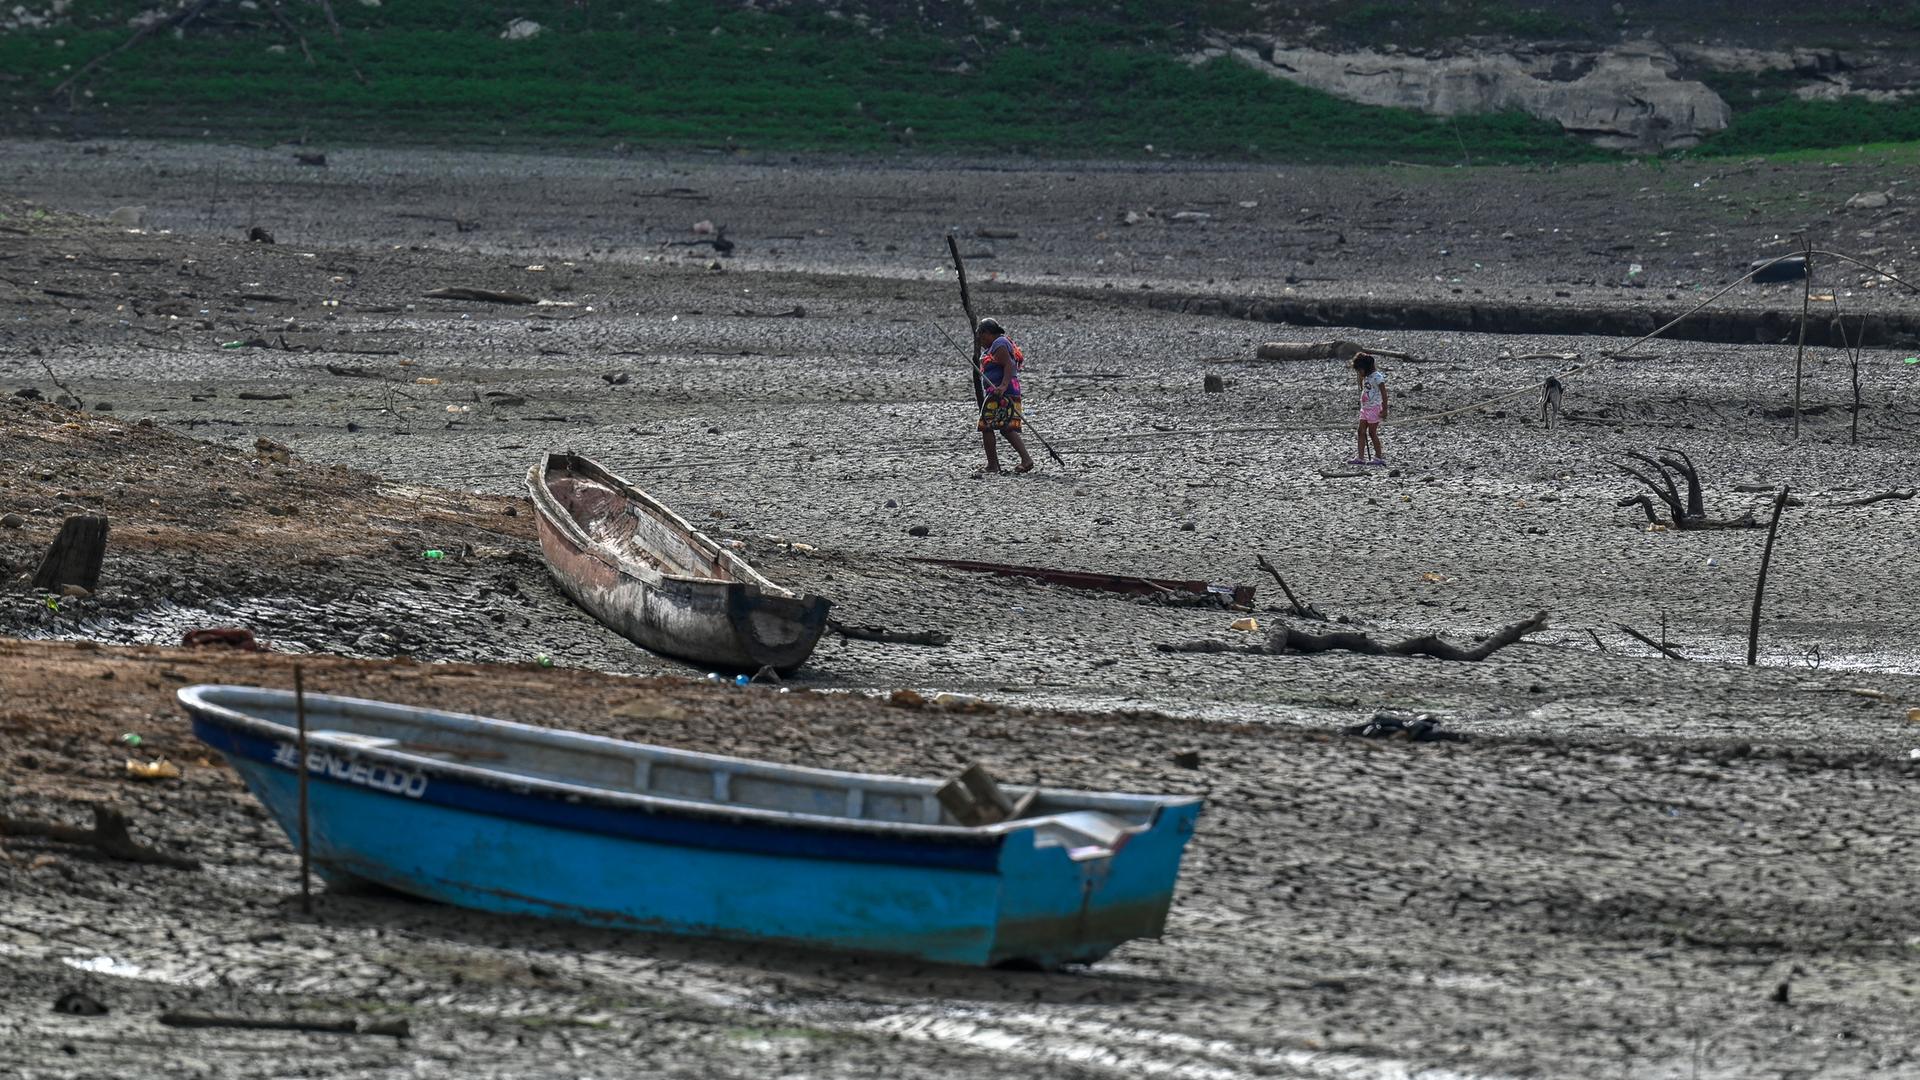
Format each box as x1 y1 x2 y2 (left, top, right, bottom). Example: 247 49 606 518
945 235 986 413
1793 244 1811 439
940 238 1067 470
1747 486 1791 666
295 665 312 915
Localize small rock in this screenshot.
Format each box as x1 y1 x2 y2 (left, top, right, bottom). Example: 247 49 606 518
246 225 275 244
13 387 42 400
602 372 630 386
1845 191 1891 210
106 206 145 228
884 499 898 508
60 584 92 599
93 402 113 412
1203 374 1225 393
1 513 24 528
907 525 930 537
52 990 107 1017
500 17 542 40
888 689 926 709
1170 749 1202 769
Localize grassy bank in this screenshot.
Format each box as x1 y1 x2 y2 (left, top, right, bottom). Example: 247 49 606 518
2 1 1917 162
0 0 1602 163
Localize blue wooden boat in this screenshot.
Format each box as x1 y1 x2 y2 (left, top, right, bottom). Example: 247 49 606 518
179 685 1203 968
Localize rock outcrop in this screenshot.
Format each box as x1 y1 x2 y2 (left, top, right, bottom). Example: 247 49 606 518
1211 38 1730 151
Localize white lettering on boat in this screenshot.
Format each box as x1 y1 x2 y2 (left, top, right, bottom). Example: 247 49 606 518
272 742 429 798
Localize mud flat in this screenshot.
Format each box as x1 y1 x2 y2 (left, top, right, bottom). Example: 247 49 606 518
2 141 1919 1078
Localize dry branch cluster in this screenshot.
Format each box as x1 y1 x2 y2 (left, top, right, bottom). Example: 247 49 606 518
1614 447 1760 530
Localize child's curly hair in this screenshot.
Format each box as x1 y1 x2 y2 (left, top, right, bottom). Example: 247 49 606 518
1351 351 1377 376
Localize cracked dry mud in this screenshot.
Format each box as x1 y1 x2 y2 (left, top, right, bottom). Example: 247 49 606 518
1 140 1918 1079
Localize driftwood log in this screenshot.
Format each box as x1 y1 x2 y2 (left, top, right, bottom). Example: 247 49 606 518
423 287 537 305
0 805 198 870
1614 447 1759 530
826 620 950 647
32 514 108 592
1833 488 1915 507
1158 611 1547 661
1253 340 1417 362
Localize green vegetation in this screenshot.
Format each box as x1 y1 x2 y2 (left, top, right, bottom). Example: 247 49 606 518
0 0 1601 163
2 1 1917 163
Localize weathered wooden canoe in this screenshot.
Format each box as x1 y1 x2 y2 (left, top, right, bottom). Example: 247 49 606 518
527 452 829 673
180 685 1204 968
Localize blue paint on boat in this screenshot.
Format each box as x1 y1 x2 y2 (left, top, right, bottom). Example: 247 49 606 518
180 685 1202 967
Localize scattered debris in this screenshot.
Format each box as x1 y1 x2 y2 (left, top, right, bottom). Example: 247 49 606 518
52 991 108 1017
0 805 198 870
1253 340 1417 362
1159 611 1548 661
1618 623 1687 661
125 758 182 781
1170 749 1202 769
181 627 268 651
914 557 1255 608
1832 487 1916 507
935 763 1034 827
158 1012 408 1037
294 151 328 167
423 287 537 305
827 620 950 647
1203 374 1225 393
1344 712 1462 742
1254 553 1328 620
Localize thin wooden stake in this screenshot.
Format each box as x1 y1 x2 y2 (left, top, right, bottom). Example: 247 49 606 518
944 234 986 414
1747 486 1792 666
1793 244 1812 439
295 665 312 914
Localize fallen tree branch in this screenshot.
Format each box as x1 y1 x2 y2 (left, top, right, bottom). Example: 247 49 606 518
423 287 536 305
1613 446 1759 529
1253 553 1327 620
1617 623 1688 661
1832 487 1916 507
1253 339 1417 362
826 619 950 647
159 1011 408 1037
0 806 199 870
1158 611 1548 661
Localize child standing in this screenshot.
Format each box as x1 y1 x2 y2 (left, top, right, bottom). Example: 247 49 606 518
1351 352 1388 465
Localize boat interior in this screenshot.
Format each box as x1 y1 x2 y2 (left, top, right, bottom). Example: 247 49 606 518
196 688 1163 856
541 456 733 582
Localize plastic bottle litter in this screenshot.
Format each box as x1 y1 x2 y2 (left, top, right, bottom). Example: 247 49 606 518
125 758 181 780
535 653 553 667
705 672 725 684
1705 558 1719 568
423 550 445 560
733 674 751 687
119 733 142 748
220 340 244 349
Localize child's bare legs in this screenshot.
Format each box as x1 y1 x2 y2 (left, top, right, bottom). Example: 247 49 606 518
980 430 1001 472
1002 430 1035 472
1354 422 1369 463
1365 422 1385 461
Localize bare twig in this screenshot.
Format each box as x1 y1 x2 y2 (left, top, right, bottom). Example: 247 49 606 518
826 619 950 647
1832 488 1916 507
1617 623 1687 661
1253 553 1327 620
1748 486 1792 665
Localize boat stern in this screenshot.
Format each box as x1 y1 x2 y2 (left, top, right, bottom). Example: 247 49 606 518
985 798 1203 967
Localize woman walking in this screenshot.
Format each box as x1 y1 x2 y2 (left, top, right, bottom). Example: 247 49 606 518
973 317 1035 475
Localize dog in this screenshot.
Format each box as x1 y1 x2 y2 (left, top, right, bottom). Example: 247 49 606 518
1541 375 1564 429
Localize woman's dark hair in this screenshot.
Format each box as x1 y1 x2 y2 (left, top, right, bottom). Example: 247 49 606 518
975 317 1006 337
1352 352 1376 375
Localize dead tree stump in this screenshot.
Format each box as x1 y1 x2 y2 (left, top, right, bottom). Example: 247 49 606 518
32 514 109 593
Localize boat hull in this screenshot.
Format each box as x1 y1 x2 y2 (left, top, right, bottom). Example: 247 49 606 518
529 454 829 673
185 689 1202 968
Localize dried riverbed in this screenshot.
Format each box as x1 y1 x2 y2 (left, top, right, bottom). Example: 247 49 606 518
2 141 1918 1078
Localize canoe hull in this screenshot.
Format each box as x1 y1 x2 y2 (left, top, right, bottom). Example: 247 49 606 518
528 453 829 673
184 688 1202 968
